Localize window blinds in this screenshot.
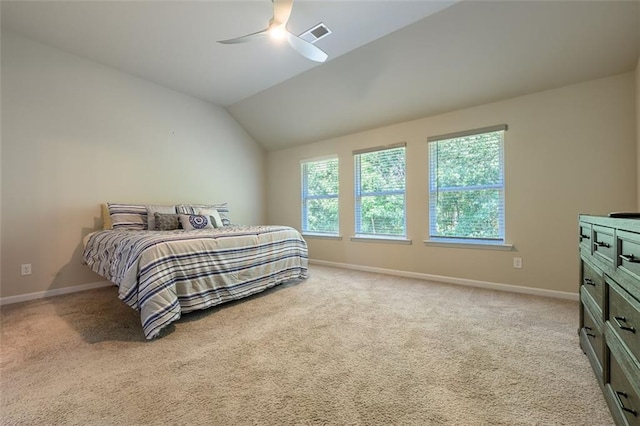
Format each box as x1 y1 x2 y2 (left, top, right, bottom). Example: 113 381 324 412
428 128 505 241
301 157 339 234
354 145 406 237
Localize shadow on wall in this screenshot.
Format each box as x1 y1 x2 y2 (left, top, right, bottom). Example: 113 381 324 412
49 220 105 291
49 221 147 343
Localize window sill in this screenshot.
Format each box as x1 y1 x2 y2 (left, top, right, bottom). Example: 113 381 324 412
351 236 412 245
423 239 513 251
302 233 343 240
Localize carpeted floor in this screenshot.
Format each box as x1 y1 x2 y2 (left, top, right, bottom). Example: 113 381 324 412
0 265 613 425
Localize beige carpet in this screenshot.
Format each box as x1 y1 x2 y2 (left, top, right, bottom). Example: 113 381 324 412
1 265 613 425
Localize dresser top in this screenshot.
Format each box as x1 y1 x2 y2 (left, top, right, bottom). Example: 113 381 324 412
579 214 640 233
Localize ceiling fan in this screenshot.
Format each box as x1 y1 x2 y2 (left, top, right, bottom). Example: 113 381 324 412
217 0 328 63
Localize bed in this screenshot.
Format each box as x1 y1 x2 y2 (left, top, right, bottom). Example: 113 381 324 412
82 203 308 339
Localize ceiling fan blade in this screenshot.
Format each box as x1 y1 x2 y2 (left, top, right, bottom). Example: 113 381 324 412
286 32 328 63
218 28 270 44
272 0 294 26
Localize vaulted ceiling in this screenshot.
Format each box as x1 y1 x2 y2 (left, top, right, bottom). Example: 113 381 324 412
2 1 639 150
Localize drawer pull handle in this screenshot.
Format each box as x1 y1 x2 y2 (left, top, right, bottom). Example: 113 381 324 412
594 241 610 248
620 254 640 263
584 326 596 338
613 316 636 333
615 391 638 416
580 234 590 240
583 278 596 286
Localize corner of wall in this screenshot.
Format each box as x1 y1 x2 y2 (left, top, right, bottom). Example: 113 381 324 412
636 0 640 210
636 56 640 210
0 46 3 293
1 32 267 299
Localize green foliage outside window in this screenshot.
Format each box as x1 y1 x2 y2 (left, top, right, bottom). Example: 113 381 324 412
301 130 503 241
302 158 339 234
355 147 406 236
429 131 504 240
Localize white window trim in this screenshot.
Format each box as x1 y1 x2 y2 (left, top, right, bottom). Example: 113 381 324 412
351 235 412 245
427 125 507 246
423 238 513 251
303 233 343 240
301 155 339 236
354 143 407 238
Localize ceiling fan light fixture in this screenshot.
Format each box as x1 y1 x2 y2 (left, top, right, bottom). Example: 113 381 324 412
217 0 328 63
269 26 287 41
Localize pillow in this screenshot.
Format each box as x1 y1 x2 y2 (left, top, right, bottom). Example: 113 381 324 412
101 204 113 230
176 203 231 226
155 213 181 231
195 208 223 228
179 214 215 230
146 205 176 230
108 203 148 230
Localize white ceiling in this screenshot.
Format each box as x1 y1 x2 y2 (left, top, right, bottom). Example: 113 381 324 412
2 1 640 151
1 0 455 106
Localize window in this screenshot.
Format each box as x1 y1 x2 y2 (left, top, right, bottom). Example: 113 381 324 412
428 125 506 244
301 156 339 235
354 144 406 237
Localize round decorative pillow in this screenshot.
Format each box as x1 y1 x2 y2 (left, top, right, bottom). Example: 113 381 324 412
189 214 209 229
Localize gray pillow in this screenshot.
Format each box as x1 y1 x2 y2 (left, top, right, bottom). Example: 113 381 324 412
146 205 177 230
155 213 181 231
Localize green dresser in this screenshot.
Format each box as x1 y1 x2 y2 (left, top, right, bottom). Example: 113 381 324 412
579 215 640 426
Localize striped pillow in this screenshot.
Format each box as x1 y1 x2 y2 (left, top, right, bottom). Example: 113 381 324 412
108 203 148 230
176 203 231 226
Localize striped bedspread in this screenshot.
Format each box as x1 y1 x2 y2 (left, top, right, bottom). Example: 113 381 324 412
82 225 308 339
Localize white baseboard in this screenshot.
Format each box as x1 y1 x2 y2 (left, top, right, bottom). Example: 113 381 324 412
0 280 113 306
308 259 578 301
1 262 578 306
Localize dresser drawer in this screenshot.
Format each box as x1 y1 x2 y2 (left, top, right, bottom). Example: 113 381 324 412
582 303 605 375
580 221 593 254
607 351 640 426
618 230 640 283
582 257 605 315
608 278 640 366
580 216 640 426
593 225 616 266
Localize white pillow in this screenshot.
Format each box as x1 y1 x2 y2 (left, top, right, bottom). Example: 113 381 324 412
176 203 231 226
146 205 176 230
195 208 223 228
179 214 215 230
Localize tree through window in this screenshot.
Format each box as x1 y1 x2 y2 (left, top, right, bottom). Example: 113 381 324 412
428 126 506 243
301 157 339 235
354 144 406 237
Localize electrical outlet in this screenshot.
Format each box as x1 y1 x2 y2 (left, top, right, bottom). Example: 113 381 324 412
21 264 32 276
513 257 522 269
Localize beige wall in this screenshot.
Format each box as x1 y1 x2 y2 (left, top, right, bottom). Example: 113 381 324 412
637 57 640 209
0 31 266 299
267 73 637 294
